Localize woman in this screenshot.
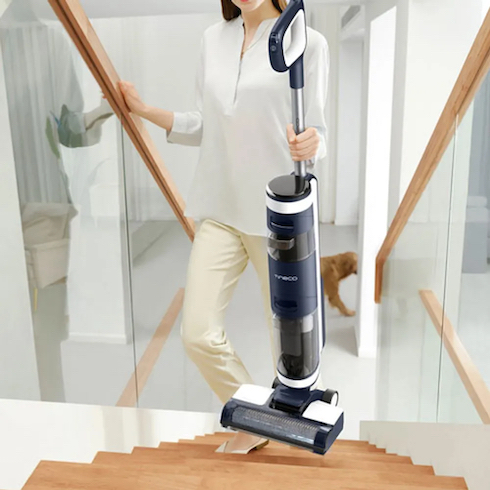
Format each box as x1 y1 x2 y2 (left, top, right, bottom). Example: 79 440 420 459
120 0 329 453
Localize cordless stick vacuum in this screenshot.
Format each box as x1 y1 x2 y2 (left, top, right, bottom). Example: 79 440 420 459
221 0 344 455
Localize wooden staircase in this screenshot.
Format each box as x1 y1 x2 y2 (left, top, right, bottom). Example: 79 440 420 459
23 432 467 489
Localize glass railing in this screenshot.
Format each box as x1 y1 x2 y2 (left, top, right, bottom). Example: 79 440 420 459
89 12 221 413
82 8 215 410
377 122 456 422
438 70 490 425
0 0 138 405
118 126 213 412
378 69 490 425
0 0 225 413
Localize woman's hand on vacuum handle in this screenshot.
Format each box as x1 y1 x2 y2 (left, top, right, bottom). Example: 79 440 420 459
119 81 175 132
287 124 320 162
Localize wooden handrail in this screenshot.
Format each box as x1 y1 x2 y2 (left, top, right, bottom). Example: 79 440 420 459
375 9 490 303
420 290 490 424
48 0 196 241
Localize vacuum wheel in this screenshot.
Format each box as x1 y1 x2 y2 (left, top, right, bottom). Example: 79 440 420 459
272 377 280 389
322 389 339 406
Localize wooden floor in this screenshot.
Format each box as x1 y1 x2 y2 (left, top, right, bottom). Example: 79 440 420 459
22 433 467 490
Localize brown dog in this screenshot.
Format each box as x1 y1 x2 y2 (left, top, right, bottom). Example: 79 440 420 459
320 252 358 317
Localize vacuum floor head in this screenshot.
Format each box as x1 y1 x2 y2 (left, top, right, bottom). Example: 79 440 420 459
221 385 344 455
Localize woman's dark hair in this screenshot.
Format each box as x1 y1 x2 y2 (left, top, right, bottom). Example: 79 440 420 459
221 0 287 21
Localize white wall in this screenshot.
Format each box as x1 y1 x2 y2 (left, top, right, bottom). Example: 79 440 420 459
336 39 363 225
388 0 409 222
0 43 40 401
308 4 340 223
483 1 490 18
356 4 397 358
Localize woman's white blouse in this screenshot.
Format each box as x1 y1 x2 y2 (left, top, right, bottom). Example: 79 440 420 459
168 16 329 237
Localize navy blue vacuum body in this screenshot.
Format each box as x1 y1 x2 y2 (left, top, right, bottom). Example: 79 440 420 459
221 0 344 455
267 175 324 388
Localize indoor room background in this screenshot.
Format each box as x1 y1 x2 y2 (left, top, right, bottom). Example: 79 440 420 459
1 0 489 443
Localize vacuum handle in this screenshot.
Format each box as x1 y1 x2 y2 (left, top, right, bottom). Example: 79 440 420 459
270 0 309 179
292 85 308 179
269 0 307 89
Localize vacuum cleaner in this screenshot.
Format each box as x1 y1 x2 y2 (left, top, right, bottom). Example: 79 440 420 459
220 0 344 455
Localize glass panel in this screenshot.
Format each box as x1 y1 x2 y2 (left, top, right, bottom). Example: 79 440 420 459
80 13 217 412
377 126 456 422
438 70 490 424
119 129 207 411
0 0 137 405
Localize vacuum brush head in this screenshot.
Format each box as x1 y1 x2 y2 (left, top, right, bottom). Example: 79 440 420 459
221 385 344 455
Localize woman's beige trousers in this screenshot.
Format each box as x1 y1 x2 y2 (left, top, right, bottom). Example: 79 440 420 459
181 219 274 403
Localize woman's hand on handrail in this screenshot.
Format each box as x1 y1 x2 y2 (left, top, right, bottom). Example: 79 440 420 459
119 81 148 116
119 80 174 133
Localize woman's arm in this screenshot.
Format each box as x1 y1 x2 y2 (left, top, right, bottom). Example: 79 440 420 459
142 106 174 133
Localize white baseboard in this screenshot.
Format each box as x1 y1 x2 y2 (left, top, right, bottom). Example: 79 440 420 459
67 332 129 344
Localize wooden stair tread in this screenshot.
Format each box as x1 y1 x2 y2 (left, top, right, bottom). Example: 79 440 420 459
21 432 468 490
24 462 458 490
151 445 418 467
94 457 463 488
201 433 376 448
23 461 279 490
160 441 395 462
153 443 412 467
174 439 386 454
185 434 385 453
93 448 434 475
25 460 466 490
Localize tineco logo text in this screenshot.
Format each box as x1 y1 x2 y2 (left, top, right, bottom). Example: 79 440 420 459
275 274 298 282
